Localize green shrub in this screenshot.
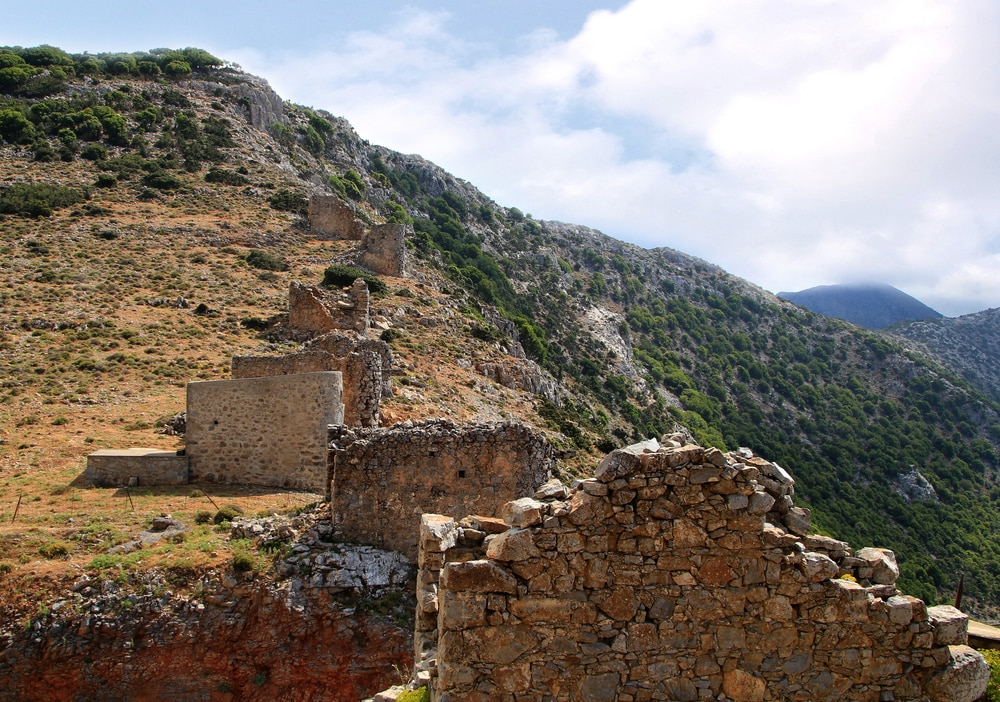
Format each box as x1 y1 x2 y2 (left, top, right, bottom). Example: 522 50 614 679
94 174 117 188
268 188 308 214
245 249 288 272
0 183 85 217
470 323 504 343
213 504 243 524
241 317 271 331
193 511 212 525
396 688 430 702
322 264 387 294
231 552 255 572
983 649 1000 702
38 541 71 559
80 143 107 161
0 108 34 143
142 171 183 190
204 167 248 186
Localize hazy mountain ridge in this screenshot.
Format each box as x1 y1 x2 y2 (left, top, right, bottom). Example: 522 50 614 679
0 47 999 615
778 283 944 330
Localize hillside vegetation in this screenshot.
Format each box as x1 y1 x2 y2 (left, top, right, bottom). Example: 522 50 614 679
1 45 999 618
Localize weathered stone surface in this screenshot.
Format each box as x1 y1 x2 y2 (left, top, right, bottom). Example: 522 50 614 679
924 645 989 702
309 195 364 240
799 551 839 582
928 605 969 645
579 672 620 701
783 506 811 536
360 223 408 277
421 515 459 554
234 331 392 428
723 669 766 702
485 528 540 562
186 372 343 492
502 497 546 528
334 420 551 561
441 560 517 594
86 448 189 488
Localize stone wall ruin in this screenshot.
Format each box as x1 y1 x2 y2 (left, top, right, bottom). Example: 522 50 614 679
416 438 989 702
233 332 392 428
330 420 553 562
288 280 370 336
309 195 364 240
360 223 408 277
185 372 344 491
308 196 410 277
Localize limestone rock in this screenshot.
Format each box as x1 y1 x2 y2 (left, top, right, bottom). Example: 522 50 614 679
723 669 766 702
421 515 458 554
441 560 517 594
928 605 969 645
782 506 811 536
502 497 546 528
856 547 899 585
799 552 839 582
485 528 540 562
924 645 989 702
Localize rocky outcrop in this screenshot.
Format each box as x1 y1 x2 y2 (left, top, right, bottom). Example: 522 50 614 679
0 510 411 702
475 358 564 404
224 74 285 131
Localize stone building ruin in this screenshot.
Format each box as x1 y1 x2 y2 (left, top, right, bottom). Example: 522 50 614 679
329 420 552 562
309 195 409 277
413 437 988 702
233 331 392 429
287 280 371 336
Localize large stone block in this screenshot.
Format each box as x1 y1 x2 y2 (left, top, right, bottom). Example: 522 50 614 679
186 372 343 491
924 645 989 702
86 448 188 487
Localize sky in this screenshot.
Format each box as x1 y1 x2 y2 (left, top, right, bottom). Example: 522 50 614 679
4 0 1000 316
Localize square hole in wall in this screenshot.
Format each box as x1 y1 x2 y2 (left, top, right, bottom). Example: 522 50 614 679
457 470 466 479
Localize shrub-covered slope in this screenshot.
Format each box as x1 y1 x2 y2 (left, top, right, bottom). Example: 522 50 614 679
1 45 999 617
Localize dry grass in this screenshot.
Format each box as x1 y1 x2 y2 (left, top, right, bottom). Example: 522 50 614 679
0 142 559 598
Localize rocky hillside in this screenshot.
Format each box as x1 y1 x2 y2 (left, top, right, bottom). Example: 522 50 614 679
1 43 999 640
778 283 944 330
891 307 1000 405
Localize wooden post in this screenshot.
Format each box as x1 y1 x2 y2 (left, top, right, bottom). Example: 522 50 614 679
955 573 965 610
11 493 22 523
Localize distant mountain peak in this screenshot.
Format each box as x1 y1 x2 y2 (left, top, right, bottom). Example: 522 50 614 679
777 283 943 330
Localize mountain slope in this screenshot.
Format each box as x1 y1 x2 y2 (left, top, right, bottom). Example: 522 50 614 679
778 283 944 329
0 46 999 619
891 307 1000 405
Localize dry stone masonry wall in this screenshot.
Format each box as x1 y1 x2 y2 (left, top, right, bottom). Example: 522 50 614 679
360 223 408 277
416 437 989 702
288 280 370 336
331 420 553 562
233 332 392 428
185 372 344 492
309 195 365 240
85 448 189 488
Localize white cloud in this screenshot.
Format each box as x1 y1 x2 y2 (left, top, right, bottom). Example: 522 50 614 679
231 0 1000 315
